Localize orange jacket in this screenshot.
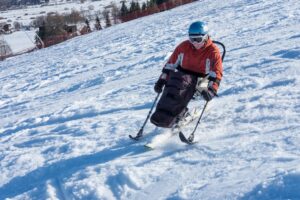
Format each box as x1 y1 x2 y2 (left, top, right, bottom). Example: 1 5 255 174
164 38 223 91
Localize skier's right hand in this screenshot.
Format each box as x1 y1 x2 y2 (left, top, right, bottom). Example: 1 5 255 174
154 78 167 93
201 87 216 101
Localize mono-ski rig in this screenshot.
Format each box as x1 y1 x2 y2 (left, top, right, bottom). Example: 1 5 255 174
129 41 226 145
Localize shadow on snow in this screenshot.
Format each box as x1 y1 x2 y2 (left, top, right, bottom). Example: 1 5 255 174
0 143 146 199
240 173 300 200
0 102 154 138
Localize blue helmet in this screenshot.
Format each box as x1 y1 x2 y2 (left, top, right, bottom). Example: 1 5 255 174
188 21 208 36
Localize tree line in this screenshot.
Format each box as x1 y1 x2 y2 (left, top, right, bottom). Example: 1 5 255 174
0 0 44 10
34 0 195 47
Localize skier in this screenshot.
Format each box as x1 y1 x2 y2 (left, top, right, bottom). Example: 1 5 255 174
150 21 223 128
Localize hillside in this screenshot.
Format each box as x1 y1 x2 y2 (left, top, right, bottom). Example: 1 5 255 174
0 0 300 199
0 0 144 26
1 0 107 26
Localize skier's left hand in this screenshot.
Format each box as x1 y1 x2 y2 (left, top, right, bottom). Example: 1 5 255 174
154 78 167 93
201 87 216 101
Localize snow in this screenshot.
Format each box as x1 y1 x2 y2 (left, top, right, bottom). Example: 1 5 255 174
0 0 300 199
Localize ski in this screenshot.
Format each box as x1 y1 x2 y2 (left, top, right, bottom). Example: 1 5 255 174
179 131 197 145
178 101 209 144
129 134 142 141
143 108 201 148
144 143 155 150
176 107 201 145
129 129 143 141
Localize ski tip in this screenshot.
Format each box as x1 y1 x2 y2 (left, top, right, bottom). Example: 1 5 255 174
129 135 134 139
179 132 188 142
144 144 154 150
179 132 196 145
129 135 139 141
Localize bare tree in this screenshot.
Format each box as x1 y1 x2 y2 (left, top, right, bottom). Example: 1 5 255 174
64 9 85 24
32 16 46 28
110 2 120 25
13 21 22 31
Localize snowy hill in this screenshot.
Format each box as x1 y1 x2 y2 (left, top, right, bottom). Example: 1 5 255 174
1 0 300 199
0 0 144 26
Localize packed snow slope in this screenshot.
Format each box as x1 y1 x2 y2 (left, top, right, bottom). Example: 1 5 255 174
1 0 300 199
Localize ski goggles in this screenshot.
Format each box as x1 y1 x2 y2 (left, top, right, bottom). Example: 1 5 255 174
189 34 207 43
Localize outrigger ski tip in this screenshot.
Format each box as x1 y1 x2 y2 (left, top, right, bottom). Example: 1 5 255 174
179 131 197 145
129 134 142 141
144 144 154 150
129 128 144 141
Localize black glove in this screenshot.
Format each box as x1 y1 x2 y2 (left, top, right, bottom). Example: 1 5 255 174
154 78 167 93
201 88 216 101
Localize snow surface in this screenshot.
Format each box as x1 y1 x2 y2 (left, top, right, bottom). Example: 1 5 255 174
0 0 300 199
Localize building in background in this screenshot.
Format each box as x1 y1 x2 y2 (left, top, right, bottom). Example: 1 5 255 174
0 31 38 60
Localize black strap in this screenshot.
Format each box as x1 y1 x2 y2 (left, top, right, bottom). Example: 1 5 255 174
162 68 172 74
208 76 221 86
177 65 207 78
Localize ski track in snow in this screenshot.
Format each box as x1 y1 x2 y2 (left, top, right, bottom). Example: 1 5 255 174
1 0 300 199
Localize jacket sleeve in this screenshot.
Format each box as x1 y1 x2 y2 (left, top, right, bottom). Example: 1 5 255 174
209 48 223 92
162 44 183 74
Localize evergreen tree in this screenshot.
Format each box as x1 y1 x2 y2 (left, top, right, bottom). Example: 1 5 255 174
85 19 91 32
135 1 141 11
129 1 141 12
95 16 102 30
37 21 46 40
120 1 128 16
147 0 156 7
156 0 167 5
142 2 147 10
129 1 135 13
